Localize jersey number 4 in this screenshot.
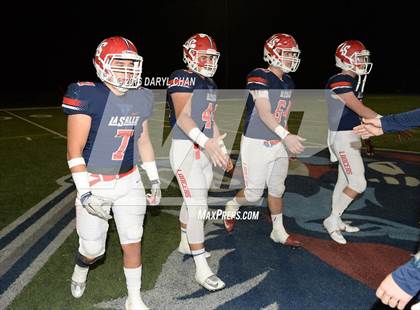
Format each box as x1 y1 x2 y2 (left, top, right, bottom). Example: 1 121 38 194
202 102 215 129
112 129 134 161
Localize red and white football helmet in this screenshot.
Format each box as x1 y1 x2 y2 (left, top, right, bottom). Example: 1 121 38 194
335 40 372 75
263 33 301 73
93 36 143 92
183 33 220 78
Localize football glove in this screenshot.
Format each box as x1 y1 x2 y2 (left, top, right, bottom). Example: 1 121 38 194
80 192 113 220
146 180 161 206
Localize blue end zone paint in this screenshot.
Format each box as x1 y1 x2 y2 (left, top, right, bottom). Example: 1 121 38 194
0 185 75 250
0 208 75 295
179 220 378 310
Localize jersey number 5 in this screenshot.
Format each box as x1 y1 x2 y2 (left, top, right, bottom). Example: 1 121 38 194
112 129 134 161
202 102 215 129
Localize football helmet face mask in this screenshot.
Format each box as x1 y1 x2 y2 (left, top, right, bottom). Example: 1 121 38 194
93 36 143 92
335 40 372 75
264 33 301 73
183 33 220 78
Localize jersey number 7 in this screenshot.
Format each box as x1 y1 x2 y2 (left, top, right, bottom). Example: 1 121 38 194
112 129 134 161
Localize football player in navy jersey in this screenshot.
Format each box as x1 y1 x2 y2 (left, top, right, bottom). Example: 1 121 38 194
223 34 305 248
323 40 381 245
166 33 229 291
63 36 160 310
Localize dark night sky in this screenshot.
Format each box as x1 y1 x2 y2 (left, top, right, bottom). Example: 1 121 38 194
1 0 419 104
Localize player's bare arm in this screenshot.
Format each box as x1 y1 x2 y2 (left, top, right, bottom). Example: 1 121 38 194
67 114 91 173
138 120 161 206
171 92 227 168
253 95 305 154
337 92 378 119
213 121 233 171
138 120 155 162
66 114 113 220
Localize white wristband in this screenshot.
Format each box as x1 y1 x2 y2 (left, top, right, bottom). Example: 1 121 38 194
188 127 209 148
68 157 86 169
141 161 159 181
72 171 90 197
274 125 290 140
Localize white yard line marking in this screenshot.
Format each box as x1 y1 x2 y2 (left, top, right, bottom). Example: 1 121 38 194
0 133 51 141
0 175 73 239
0 219 75 310
4 111 67 139
0 193 75 273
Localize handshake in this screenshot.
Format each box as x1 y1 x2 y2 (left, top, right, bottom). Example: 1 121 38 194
353 117 384 138
353 117 413 141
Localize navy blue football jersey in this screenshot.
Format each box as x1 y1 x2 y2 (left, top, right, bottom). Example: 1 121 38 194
243 68 294 140
326 73 364 131
166 69 217 140
62 82 154 174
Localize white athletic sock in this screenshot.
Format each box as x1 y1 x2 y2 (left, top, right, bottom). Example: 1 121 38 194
271 213 289 239
191 248 211 275
331 192 354 217
232 197 240 207
226 197 240 218
72 265 89 283
124 266 142 300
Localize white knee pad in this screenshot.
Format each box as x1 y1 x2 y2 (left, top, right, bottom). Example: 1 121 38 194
244 188 264 203
268 183 285 198
186 203 207 244
119 223 144 244
79 238 106 258
348 176 367 194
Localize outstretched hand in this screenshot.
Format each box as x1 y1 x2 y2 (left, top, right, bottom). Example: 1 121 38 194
283 134 305 154
353 118 384 138
205 133 228 168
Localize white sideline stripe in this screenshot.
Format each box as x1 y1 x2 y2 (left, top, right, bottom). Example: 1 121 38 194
4 111 67 139
0 133 51 141
0 219 75 310
0 175 73 239
0 193 75 268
